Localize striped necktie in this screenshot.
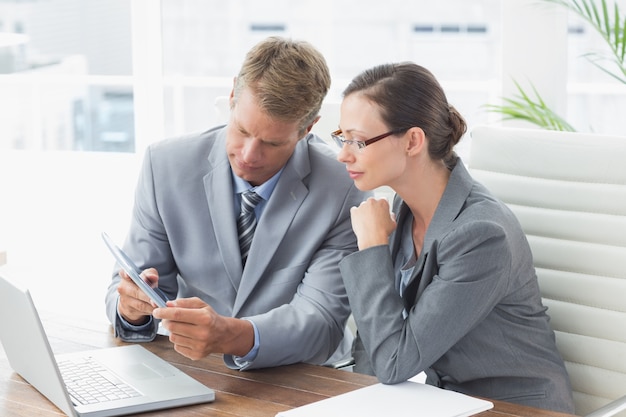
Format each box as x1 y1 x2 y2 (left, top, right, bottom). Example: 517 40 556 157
237 190 263 265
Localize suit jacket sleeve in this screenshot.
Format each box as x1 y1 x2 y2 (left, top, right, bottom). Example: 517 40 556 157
340 220 511 383
105 132 371 367
234 176 368 369
104 144 179 341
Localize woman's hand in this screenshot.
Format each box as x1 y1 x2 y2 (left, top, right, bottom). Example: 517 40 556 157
350 197 397 250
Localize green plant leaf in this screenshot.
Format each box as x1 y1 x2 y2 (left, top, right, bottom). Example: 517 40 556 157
543 0 626 84
485 80 577 132
486 0 625 131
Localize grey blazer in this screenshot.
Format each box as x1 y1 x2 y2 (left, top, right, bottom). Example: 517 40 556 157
340 161 575 413
105 126 368 369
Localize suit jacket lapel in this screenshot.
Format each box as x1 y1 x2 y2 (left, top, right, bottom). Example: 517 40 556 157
422 161 474 252
233 139 311 315
203 130 244 290
394 161 474 306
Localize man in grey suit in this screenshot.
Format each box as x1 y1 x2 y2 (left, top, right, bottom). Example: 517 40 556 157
104 37 368 370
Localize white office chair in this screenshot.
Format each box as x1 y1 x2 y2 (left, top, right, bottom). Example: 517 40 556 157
468 125 626 417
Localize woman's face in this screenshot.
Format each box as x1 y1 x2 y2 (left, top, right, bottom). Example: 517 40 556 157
336 93 407 191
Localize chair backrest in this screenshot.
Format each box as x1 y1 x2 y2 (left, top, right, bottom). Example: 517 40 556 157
468 125 626 416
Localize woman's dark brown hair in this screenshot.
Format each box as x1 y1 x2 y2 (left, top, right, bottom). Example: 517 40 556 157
343 62 466 169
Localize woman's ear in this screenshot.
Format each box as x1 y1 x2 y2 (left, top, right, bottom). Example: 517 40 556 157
406 127 426 156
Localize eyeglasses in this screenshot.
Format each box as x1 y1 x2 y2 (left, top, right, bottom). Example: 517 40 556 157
331 128 407 151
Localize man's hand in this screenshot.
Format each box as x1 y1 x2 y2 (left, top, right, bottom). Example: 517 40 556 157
153 297 254 360
117 268 159 325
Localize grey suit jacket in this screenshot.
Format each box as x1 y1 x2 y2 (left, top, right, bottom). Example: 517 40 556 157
105 126 368 369
340 161 575 413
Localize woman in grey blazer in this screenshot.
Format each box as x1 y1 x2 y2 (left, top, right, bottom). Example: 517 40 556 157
332 62 575 413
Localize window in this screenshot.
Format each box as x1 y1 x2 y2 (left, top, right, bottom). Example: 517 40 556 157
1 0 622 319
0 0 133 152
565 0 626 135
158 0 502 157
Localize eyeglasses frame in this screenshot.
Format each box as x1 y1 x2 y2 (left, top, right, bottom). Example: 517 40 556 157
331 128 408 150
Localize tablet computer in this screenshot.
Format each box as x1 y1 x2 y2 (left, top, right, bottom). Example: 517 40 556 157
101 232 168 308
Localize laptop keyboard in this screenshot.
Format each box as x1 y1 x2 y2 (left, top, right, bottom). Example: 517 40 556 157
58 356 141 405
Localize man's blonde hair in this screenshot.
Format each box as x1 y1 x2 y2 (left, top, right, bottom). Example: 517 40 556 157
232 37 331 132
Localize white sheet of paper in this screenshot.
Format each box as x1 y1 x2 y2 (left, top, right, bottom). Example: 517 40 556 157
276 380 493 417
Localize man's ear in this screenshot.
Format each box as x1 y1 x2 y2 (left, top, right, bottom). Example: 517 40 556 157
406 127 426 156
303 115 322 134
229 77 236 108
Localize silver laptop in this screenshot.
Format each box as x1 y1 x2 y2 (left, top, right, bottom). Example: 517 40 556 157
0 266 215 416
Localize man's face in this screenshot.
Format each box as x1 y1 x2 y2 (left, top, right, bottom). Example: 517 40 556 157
226 88 304 186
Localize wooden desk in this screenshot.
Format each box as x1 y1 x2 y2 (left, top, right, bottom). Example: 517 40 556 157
0 312 576 417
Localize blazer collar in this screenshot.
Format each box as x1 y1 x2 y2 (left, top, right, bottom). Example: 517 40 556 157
391 159 474 258
233 137 313 313
203 128 314 313
203 128 242 289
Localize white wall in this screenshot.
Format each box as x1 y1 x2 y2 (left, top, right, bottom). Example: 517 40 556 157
0 151 141 322
501 0 568 125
